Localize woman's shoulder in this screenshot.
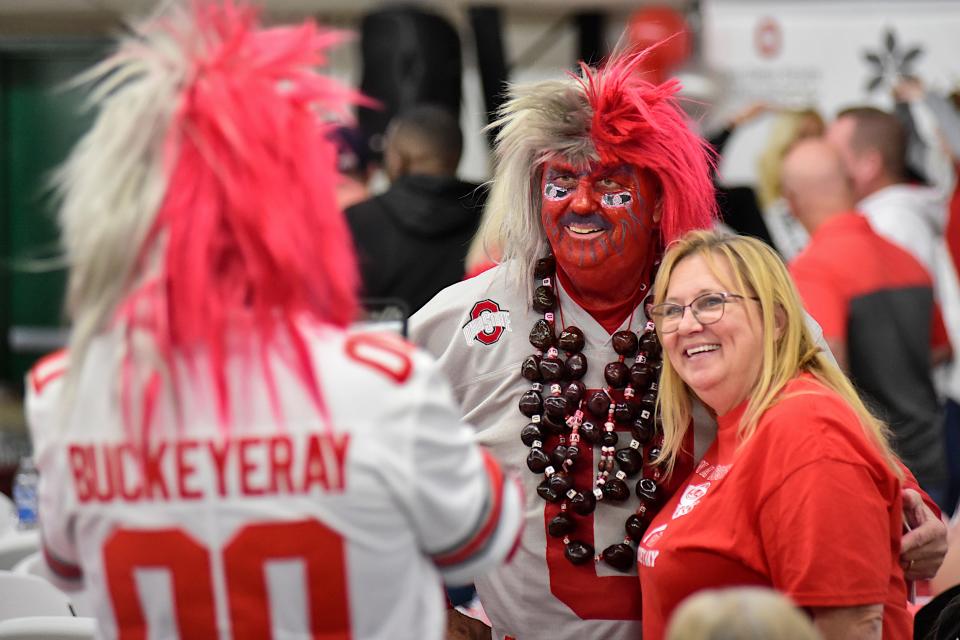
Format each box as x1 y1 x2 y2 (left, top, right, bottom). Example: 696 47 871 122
755 375 878 465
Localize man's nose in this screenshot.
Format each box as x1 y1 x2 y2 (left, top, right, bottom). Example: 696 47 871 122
570 180 594 214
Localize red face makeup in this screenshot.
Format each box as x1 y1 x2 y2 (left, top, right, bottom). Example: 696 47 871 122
540 160 660 291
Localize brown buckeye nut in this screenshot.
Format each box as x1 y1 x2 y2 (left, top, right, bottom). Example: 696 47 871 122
537 479 561 502
625 512 650 542
564 353 588 379
534 255 556 279
564 380 586 405
569 490 597 515
549 445 569 469
629 362 652 388
543 395 567 420
639 390 658 409
615 447 644 476
541 411 567 434
529 319 555 351
520 423 543 447
564 444 581 464
631 415 654 444
526 448 550 473
579 421 600 444
547 512 576 537
604 361 630 389
518 390 543 417
603 477 630 501
612 330 639 357
547 471 573 496
646 446 662 465
601 431 619 448
532 285 556 313
613 401 635 423
539 358 565 382
564 540 595 565
640 332 661 356
587 390 611 416
558 326 586 353
636 477 659 502
601 543 636 572
521 355 543 382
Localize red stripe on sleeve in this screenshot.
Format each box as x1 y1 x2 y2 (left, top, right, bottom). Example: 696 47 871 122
30 350 68 395
42 544 83 580
433 449 505 568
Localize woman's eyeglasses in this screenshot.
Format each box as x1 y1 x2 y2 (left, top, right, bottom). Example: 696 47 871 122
647 292 759 334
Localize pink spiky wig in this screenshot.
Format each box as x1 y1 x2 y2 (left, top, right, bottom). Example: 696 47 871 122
479 46 717 296
55 1 364 432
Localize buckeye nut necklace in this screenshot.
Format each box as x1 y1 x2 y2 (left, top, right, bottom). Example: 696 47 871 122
518 254 667 570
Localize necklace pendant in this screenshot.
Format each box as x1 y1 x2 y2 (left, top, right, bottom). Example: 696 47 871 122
601 542 636 572
564 540 594 565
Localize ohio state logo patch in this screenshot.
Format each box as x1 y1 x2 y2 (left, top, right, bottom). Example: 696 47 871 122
462 299 512 346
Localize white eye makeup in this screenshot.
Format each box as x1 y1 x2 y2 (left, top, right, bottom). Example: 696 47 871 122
544 182 571 200
601 191 632 207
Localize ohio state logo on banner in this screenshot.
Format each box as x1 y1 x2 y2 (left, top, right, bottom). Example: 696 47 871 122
462 299 512 346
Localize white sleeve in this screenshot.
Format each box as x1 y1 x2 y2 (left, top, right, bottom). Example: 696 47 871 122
397 357 524 586
24 355 83 582
909 97 958 197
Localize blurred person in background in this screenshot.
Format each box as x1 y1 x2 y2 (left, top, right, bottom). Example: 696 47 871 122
893 76 960 514
828 105 960 511
329 124 373 210
755 109 826 261
784 137 948 505
640 231 912 640
706 105 824 260
25 3 522 638
665 587 821 640
346 104 486 315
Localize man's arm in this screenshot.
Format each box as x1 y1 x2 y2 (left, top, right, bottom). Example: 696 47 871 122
901 487 948 580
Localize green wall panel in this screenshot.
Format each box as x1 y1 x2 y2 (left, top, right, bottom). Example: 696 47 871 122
0 43 103 386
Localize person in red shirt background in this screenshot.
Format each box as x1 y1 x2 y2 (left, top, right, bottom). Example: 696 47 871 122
784 137 950 508
641 231 912 640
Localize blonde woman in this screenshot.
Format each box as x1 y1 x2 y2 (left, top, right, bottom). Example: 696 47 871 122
638 231 910 639
757 109 825 260
665 587 821 640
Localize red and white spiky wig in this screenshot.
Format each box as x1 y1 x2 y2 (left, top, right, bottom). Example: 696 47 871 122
55 1 362 432
478 47 717 297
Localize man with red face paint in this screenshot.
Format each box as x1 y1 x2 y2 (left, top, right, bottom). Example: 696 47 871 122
411 50 947 640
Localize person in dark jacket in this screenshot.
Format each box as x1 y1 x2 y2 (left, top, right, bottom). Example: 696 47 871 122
346 104 485 315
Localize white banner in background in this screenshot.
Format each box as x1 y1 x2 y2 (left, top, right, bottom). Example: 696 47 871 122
701 0 960 184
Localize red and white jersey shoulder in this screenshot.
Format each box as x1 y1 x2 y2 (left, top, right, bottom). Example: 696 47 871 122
25 349 69 463
26 324 522 640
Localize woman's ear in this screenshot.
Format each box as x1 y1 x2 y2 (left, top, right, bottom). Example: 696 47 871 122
773 304 788 340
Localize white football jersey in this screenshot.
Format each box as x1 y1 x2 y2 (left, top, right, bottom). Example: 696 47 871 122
26 323 523 640
412 264 722 640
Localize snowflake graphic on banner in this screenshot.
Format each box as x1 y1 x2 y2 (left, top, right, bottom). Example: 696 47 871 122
862 28 923 92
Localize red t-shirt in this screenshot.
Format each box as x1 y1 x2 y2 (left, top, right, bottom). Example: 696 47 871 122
637 375 910 640
789 211 949 351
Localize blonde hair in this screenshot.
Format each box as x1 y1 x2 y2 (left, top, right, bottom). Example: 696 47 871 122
666 587 821 640
756 109 825 210
652 230 900 478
